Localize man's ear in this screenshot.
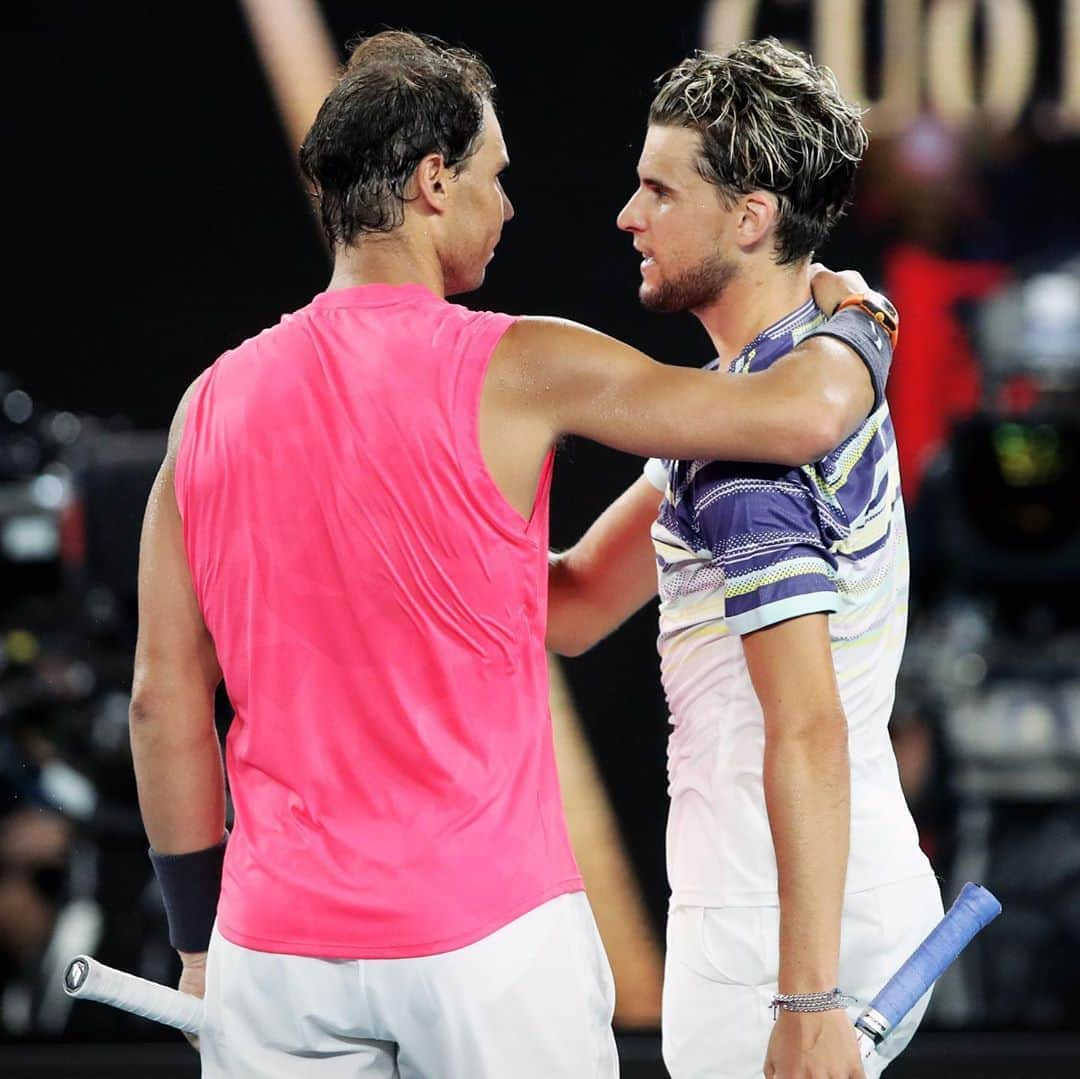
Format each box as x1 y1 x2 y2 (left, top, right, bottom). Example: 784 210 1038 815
414 152 450 212
736 191 779 250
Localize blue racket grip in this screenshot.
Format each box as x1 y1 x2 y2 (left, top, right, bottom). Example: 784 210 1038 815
866 882 1001 1031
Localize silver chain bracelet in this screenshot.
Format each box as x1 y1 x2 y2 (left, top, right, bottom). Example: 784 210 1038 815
770 988 860 1020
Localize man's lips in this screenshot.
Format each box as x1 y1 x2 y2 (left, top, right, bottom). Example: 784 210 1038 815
634 247 656 271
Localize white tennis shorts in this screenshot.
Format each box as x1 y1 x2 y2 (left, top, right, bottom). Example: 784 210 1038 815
662 873 944 1079
198 890 617 1078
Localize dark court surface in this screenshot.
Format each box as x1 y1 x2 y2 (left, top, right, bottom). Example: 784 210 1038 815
1 1034 1079 1078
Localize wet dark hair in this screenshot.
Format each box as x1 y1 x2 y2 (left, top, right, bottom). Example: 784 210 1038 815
650 38 868 265
298 30 495 247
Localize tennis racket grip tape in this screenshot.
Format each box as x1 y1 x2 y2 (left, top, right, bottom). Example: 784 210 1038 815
63 954 204 1035
862 881 1001 1036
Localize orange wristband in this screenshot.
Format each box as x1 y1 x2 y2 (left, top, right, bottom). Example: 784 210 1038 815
834 292 900 350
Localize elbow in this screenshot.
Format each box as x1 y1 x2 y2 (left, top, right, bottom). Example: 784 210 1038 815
794 368 872 463
129 666 153 727
546 628 595 659
128 691 161 759
548 643 583 659
795 408 849 465
547 638 578 658
764 408 847 467
547 558 600 657
129 683 163 733
766 708 849 749
128 671 181 735
128 661 186 733
546 605 606 657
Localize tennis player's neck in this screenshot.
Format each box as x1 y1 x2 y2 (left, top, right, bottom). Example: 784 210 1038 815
698 262 812 362
326 242 447 298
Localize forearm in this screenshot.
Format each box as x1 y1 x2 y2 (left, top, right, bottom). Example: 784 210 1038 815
664 328 881 467
547 553 596 656
130 691 226 854
547 552 645 656
681 320 883 467
546 477 661 656
764 719 851 992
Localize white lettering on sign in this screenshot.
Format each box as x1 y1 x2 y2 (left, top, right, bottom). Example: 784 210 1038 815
813 0 921 135
925 0 1036 130
700 0 1074 134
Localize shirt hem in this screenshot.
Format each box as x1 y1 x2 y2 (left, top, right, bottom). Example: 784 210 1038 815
725 591 840 636
216 875 585 959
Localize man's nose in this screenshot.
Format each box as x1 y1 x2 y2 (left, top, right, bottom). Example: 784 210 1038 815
616 191 643 232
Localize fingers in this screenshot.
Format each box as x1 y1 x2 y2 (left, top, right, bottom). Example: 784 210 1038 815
810 262 868 287
808 264 872 314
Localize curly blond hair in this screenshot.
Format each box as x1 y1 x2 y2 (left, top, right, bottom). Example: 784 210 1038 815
650 38 868 264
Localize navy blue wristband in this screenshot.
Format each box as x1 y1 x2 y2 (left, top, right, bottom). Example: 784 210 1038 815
804 307 893 413
149 833 228 953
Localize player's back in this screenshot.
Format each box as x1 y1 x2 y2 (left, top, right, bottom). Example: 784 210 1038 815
175 283 581 959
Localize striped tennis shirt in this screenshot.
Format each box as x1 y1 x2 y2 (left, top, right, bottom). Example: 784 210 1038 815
644 298 932 906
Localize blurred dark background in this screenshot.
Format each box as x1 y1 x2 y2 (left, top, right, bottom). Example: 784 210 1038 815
3 1 1080 1075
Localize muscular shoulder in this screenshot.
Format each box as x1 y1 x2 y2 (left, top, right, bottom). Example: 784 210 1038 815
490 316 648 413
496 315 618 365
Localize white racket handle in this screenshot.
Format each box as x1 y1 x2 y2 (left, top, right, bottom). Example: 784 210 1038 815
857 1029 876 1059
63 954 204 1035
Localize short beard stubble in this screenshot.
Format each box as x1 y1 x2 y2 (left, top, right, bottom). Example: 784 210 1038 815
640 252 738 313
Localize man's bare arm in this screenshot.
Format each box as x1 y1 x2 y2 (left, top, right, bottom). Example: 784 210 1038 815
743 612 862 1075
129 383 225 856
547 476 662 656
743 613 849 991
497 312 873 469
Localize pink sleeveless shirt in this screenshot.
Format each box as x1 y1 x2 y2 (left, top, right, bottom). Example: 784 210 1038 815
175 283 582 958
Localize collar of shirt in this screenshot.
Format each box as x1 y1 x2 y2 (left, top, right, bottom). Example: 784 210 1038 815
725 298 824 375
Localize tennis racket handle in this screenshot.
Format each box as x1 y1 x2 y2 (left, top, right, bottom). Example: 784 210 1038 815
854 881 1001 1052
63 955 205 1035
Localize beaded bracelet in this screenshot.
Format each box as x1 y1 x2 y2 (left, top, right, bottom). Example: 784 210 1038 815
771 988 859 1020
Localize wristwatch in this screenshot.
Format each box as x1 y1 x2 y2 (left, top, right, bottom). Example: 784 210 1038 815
834 291 900 350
